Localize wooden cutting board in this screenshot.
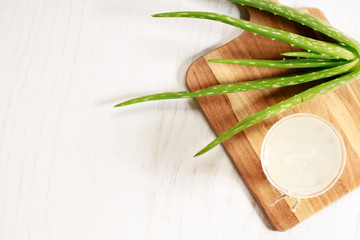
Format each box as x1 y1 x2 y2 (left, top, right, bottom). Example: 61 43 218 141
186 3 360 231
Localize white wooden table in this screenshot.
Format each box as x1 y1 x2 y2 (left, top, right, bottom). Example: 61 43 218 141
1 0 360 239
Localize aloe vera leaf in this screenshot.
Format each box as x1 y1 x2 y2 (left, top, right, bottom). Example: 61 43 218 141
152 12 356 60
115 60 357 107
281 51 339 60
194 66 360 156
228 0 360 55
208 58 348 68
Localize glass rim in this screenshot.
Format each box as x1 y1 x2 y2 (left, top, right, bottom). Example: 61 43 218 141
260 113 346 199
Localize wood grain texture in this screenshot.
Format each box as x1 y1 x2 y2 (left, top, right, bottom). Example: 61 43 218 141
186 5 360 231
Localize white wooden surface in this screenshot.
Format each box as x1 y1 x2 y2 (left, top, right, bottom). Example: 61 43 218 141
1 0 360 239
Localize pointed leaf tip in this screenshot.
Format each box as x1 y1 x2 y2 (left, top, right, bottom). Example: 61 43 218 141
193 152 202 157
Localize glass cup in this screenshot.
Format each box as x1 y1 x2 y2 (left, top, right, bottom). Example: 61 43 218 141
261 113 346 199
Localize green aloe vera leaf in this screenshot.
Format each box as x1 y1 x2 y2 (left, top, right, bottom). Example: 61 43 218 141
228 0 360 55
208 58 349 68
152 12 356 60
114 60 358 107
281 51 339 60
194 66 360 157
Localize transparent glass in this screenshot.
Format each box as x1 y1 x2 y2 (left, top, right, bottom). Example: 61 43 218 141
261 113 346 199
